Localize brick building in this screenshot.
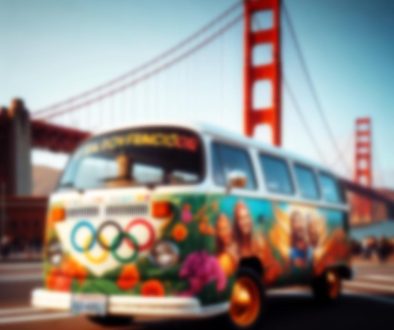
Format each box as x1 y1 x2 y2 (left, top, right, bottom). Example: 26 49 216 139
0 196 47 250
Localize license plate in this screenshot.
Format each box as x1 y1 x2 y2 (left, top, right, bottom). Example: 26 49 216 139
71 294 107 316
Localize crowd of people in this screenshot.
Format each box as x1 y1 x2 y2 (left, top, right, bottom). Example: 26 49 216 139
351 236 394 262
0 234 42 259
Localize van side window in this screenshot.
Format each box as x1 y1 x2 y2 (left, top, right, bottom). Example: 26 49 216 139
294 164 320 200
212 142 256 190
319 173 342 203
259 154 294 195
212 148 225 186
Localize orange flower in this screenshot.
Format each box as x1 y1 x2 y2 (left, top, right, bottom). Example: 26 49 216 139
172 223 188 242
61 258 87 284
218 253 236 276
141 280 165 297
45 206 65 238
46 268 72 292
211 201 219 212
117 264 140 290
199 222 215 235
200 215 209 223
48 207 65 223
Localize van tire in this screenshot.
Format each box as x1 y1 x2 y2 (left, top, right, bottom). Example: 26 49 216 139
312 270 342 303
88 316 133 327
223 267 266 330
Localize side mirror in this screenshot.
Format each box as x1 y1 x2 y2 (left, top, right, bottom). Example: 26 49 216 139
226 170 247 192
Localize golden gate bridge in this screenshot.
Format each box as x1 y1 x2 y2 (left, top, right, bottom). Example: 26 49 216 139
0 0 393 243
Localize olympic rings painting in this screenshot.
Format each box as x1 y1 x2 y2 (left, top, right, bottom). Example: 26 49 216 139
70 218 156 264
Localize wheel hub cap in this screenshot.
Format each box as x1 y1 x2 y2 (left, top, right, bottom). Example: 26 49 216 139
230 277 260 327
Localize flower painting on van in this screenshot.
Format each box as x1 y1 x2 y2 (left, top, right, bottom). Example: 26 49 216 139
179 251 227 296
42 191 350 306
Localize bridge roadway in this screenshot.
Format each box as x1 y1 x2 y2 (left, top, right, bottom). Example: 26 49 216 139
0 261 393 330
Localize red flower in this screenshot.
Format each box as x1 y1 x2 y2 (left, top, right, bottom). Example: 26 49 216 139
117 265 140 290
141 280 165 297
61 259 87 285
46 268 72 292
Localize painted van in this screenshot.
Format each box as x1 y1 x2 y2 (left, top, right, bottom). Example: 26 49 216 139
32 123 351 329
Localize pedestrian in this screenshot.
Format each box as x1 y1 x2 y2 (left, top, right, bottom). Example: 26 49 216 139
0 234 11 259
377 237 391 263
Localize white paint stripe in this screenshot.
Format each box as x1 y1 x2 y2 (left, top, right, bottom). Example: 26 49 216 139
354 266 394 272
344 281 394 293
354 273 394 279
345 291 394 305
360 274 394 282
0 263 42 270
354 268 394 274
0 312 70 324
0 274 42 283
0 307 43 316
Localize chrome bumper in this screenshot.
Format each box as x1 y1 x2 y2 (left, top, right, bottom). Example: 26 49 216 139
31 288 228 319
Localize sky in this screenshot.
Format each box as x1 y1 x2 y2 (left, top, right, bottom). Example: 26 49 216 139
0 0 393 188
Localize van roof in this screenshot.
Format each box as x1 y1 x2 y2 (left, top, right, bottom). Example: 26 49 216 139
92 121 339 178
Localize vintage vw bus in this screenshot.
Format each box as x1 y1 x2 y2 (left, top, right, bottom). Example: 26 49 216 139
32 123 351 329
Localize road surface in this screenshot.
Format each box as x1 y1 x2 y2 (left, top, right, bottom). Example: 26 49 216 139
0 261 393 330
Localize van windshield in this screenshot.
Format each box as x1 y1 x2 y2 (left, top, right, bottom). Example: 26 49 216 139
58 126 204 190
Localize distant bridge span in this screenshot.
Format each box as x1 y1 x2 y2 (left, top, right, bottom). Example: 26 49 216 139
31 119 89 153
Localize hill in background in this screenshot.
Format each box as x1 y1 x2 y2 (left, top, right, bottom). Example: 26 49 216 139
32 165 61 196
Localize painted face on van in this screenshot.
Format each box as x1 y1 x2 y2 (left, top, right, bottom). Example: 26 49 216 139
234 202 253 237
307 216 321 248
290 211 308 249
216 214 233 248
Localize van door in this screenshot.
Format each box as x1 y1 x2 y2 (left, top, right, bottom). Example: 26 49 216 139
210 141 268 269
258 154 312 284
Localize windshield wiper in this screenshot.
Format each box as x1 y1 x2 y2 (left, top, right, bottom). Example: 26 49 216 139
100 177 159 190
58 182 84 193
59 182 74 188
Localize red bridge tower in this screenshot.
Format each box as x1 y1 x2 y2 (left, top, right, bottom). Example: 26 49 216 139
354 117 373 221
243 0 282 146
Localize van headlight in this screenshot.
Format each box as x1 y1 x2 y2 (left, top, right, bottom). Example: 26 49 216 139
150 240 179 268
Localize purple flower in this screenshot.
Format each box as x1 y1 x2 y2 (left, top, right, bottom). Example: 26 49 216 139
179 251 227 296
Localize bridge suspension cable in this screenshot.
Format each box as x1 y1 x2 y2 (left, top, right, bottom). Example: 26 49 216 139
282 2 351 174
375 140 387 188
33 1 242 118
36 13 243 120
327 134 353 175
284 78 328 165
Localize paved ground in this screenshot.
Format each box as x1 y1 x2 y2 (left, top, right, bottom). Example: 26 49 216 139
0 261 393 330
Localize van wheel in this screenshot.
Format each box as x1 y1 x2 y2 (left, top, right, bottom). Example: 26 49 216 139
312 270 342 303
88 316 133 327
225 267 266 330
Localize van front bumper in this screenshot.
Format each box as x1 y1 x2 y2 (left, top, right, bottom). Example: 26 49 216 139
31 288 228 319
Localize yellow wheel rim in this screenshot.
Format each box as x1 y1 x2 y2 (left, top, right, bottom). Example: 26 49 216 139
327 271 340 299
230 277 261 327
